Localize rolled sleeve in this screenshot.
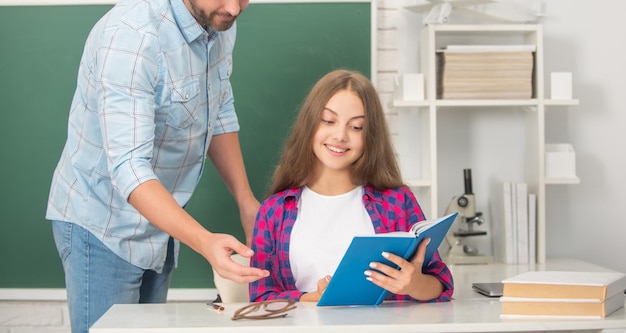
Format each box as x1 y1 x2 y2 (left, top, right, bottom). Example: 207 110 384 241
212 66 239 134
95 28 161 199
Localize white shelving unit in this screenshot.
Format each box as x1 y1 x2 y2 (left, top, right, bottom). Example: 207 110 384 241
392 23 579 264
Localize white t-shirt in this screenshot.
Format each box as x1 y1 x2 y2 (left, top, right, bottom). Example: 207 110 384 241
290 186 375 292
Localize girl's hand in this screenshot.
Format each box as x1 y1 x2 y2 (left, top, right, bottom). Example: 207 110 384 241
299 275 331 302
364 238 443 300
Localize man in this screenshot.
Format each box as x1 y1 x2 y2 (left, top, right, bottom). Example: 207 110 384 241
46 0 267 332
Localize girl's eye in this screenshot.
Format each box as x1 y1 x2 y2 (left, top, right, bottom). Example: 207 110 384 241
321 119 334 125
350 124 364 131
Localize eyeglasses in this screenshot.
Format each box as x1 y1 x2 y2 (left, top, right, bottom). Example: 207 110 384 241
231 299 297 320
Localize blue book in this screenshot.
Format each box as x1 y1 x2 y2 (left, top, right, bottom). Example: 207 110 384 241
317 212 457 307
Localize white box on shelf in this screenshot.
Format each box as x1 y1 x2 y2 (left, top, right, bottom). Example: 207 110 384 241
550 72 573 99
545 144 576 178
394 73 424 101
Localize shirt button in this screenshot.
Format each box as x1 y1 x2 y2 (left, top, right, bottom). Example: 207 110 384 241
227 70 231 76
184 94 189 100
208 84 212 91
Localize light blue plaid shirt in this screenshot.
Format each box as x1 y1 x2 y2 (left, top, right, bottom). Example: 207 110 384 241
46 0 239 272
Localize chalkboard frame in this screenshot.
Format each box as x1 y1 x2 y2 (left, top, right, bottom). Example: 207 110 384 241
0 0 373 293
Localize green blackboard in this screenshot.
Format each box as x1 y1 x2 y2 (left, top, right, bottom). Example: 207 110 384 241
0 2 371 288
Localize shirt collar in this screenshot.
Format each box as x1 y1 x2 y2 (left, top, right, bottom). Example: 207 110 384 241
362 185 380 203
170 0 213 43
284 185 380 203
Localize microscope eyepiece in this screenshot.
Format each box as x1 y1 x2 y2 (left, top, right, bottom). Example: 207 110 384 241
463 168 473 194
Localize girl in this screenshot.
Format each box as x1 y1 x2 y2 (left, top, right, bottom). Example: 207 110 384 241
249 69 453 303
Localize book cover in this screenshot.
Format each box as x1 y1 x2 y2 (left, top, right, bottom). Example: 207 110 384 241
438 92 533 100
500 293 624 318
491 181 516 264
316 212 457 307
441 44 537 52
502 271 626 300
515 182 529 264
527 193 537 265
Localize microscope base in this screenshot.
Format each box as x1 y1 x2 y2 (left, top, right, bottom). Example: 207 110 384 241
445 254 494 265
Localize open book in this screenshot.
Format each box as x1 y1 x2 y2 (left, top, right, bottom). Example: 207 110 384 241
317 212 457 307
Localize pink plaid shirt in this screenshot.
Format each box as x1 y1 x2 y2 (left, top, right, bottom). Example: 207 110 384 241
249 185 454 302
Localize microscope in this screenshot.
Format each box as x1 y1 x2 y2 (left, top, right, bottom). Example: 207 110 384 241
443 169 494 265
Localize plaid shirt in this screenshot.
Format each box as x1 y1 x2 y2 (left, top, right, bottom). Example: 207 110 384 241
250 185 454 302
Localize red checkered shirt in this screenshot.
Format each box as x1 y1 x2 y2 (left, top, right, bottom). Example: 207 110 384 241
249 185 454 302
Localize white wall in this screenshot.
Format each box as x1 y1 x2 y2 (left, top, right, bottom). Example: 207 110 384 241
541 0 626 273
379 0 626 274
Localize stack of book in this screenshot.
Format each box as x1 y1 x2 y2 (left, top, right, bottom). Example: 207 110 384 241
436 45 536 100
491 181 536 265
500 271 626 318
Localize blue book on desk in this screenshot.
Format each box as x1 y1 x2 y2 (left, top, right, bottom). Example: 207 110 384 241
317 212 457 307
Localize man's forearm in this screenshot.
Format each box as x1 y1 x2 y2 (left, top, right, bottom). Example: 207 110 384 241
128 179 210 254
207 132 259 243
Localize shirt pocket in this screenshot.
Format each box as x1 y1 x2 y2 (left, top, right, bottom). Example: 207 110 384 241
166 80 201 129
218 61 232 105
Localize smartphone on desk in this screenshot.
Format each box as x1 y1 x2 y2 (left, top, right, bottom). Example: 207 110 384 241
471 282 503 297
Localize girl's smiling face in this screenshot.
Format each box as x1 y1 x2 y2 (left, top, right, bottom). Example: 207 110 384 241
312 89 365 175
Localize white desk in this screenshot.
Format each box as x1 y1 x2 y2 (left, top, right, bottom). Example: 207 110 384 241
90 259 626 333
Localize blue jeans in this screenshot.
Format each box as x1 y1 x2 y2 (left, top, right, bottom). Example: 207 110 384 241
52 220 175 333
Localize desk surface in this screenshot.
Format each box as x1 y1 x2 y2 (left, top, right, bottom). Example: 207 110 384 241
90 259 626 333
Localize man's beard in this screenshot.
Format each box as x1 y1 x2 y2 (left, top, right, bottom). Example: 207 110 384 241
205 11 236 31
186 0 238 31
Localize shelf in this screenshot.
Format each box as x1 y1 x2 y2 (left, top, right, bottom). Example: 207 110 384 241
393 99 579 108
392 23 579 265
393 99 541 108
436 99 540 107
428 24 541 33
544 99 580 106
545 177 581 185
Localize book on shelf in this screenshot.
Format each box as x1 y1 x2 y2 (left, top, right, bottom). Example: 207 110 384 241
439 92 532 100
515 182 529 265
491 181 536 265
527 193 536 265
500 293 624 318
439 82 533 91
442 71 533 80
502 271 626 300
436 54 534 71
491 181 516 264
438 53 534 66
436 84 531 95
436 46 535 100
317 212 457 307
510 181 519 263
442 44 537 52
441 77 533 84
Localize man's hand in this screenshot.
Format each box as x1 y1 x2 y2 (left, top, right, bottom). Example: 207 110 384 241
204 232 269 283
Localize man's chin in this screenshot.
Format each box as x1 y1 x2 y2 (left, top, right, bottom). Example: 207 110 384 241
211 19 236 31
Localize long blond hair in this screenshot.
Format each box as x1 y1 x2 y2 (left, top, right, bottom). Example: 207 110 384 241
269 69 404 195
